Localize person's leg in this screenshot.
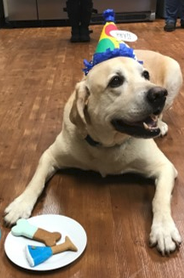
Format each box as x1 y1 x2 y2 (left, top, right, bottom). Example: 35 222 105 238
79 0 93 42
180 0 184 26
164 0 180 31
66 0 80 42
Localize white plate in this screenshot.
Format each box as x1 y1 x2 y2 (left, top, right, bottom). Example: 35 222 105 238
4 214 87 271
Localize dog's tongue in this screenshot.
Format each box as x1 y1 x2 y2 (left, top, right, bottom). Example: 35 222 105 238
111 115 160 138
142 115 158 130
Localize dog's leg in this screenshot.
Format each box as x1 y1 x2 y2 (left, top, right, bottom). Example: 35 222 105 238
158 120 168 137
4 146 59 225
132 140 182 255
149 158 181 255
156 113 168 137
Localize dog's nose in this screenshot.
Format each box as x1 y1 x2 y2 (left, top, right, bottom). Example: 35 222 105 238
147 86 168 114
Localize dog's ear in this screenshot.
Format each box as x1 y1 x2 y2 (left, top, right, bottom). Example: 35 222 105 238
69 81 90 137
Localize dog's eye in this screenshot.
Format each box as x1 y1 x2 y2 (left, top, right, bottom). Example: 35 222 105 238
109 76 125 88
142 70 150 80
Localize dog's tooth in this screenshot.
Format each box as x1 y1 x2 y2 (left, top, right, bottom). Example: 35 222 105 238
151 114 158 122
143 122 149 130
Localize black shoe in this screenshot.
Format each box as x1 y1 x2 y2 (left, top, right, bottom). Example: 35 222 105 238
70 28 80 43
66 0 80 42
164 22 176 32
70 34 80 43
80 27 90 42
181 20 184 28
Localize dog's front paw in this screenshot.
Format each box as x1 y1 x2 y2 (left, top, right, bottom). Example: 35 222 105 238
149 218 181 255
4 195 33 226
158 120 168 137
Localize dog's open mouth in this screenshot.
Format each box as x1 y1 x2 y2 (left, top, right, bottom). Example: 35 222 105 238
111 115 160 138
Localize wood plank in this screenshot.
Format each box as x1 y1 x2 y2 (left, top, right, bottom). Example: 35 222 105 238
0 20 184 278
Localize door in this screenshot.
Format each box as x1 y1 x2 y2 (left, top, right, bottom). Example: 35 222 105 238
37 0 67 20
6 0 37 20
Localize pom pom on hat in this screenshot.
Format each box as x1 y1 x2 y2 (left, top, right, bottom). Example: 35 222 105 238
83 9 142 75
103 9 116 22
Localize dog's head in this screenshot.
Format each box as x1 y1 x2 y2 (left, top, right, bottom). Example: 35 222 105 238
70 57 167 145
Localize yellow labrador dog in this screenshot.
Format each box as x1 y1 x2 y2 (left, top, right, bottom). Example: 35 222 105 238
5 50 183 255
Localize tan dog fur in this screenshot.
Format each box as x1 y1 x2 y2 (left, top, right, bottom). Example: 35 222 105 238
5 50 183 255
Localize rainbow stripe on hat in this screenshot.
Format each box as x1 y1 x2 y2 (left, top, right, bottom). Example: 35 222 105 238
83 9 142 75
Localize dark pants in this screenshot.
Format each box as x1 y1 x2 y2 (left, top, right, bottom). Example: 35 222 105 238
66 0 93 29
67 0 92 6
165 0 184 23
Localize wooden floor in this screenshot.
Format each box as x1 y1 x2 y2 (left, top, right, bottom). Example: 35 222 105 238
1 19 184 278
